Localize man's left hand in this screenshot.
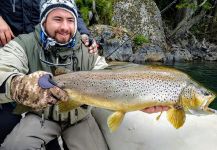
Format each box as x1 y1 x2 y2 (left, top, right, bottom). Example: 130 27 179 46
81 34 98 54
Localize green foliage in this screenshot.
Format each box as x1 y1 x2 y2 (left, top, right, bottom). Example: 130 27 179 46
202 1 212 10
176 0 197 10
176 0 212 10
76 0 93 25
76 0 114 25
95 0 114 25
80 7 89 24
76 0 92 8
133 34 149 46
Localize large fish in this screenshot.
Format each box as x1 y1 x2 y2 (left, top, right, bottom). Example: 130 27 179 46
53 64 216 132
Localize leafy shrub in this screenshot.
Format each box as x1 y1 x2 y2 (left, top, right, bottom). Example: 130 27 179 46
76 0 114 25
133 34 149 46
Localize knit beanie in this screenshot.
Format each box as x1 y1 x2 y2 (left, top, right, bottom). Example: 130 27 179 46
40 0 78 47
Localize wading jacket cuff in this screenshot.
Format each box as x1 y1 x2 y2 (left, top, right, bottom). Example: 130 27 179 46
5 73 24 101
9 71 68 110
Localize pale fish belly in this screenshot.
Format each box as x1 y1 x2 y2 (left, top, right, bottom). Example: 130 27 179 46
55 70 188 105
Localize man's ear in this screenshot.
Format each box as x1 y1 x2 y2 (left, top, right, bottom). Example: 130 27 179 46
43 21 46 27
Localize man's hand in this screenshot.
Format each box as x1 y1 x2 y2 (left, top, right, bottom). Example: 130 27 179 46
142 106 170 114
81 34 98 54
10 71 68 110
0 16 15 46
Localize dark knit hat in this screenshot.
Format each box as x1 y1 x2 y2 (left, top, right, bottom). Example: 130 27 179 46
40 0 78 37
39 0 78 48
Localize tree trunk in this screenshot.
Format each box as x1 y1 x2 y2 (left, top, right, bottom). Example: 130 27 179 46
171 10 206 38
208 0 217 41
170 0 209 39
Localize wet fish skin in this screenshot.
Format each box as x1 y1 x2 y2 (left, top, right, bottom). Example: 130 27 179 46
54 65 216 132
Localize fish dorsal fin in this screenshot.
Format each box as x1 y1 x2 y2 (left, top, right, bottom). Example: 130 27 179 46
107 111 125 132
166 107 186 129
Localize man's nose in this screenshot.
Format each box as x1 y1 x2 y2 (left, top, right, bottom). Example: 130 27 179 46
60 20 70 30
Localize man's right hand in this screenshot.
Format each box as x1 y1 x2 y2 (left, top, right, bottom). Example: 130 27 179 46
10 71 68 110
0 16 15 46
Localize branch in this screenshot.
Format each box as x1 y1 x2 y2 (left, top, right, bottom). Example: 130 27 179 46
170 10 206 38
198 0 208 7
160 0 178 14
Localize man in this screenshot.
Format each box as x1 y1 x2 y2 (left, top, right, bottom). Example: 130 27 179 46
0 0 169 149
0 0 108 149
0 0 97 52
0 0 97 146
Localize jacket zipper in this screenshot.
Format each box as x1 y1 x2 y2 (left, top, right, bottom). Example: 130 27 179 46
12 0 16 12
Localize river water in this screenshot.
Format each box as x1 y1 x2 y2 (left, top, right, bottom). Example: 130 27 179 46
159 61 217 109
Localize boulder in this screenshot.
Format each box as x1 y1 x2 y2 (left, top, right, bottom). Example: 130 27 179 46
112 0 166 48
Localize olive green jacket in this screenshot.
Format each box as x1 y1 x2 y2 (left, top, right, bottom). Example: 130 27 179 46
0 25 108 123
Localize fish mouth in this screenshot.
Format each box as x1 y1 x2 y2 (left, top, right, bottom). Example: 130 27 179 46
199 94 216 114
205 94 216 107
188 94 216 115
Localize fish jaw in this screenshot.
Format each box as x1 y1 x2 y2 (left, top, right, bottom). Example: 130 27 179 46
183 86 216 115
199 93 216 110
191 92 216 115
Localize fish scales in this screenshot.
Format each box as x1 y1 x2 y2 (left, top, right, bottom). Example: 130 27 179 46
53 65 216 132
55 69 187 104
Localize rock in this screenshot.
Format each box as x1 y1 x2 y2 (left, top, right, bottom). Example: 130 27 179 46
90 25 133 61
205 51 217 61
130 44 165 63
174 48 192 62
113 0 166 48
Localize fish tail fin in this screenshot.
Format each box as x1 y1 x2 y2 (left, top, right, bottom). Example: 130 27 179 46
107 111 125 132
166 107 186 129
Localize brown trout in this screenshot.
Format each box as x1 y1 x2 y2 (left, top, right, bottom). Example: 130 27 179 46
54 64 216 132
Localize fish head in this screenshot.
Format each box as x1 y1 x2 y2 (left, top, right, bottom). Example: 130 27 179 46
180 82 216 115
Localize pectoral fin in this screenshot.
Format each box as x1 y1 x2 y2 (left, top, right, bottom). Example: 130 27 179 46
166 107 186 129
58 100 82 112
107 111 125 132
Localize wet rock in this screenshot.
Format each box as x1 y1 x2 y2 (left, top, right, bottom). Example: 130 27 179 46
130 45 165 63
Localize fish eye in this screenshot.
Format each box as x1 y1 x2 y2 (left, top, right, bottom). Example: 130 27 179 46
203 91 210 96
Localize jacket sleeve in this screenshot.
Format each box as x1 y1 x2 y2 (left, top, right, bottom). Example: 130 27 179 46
77 9 90 36
0 40 29 103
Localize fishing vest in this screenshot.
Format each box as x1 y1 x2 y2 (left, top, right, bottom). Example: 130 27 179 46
12 25 97 124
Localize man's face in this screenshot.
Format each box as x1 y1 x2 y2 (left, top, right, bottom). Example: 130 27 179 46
43 9 76 44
